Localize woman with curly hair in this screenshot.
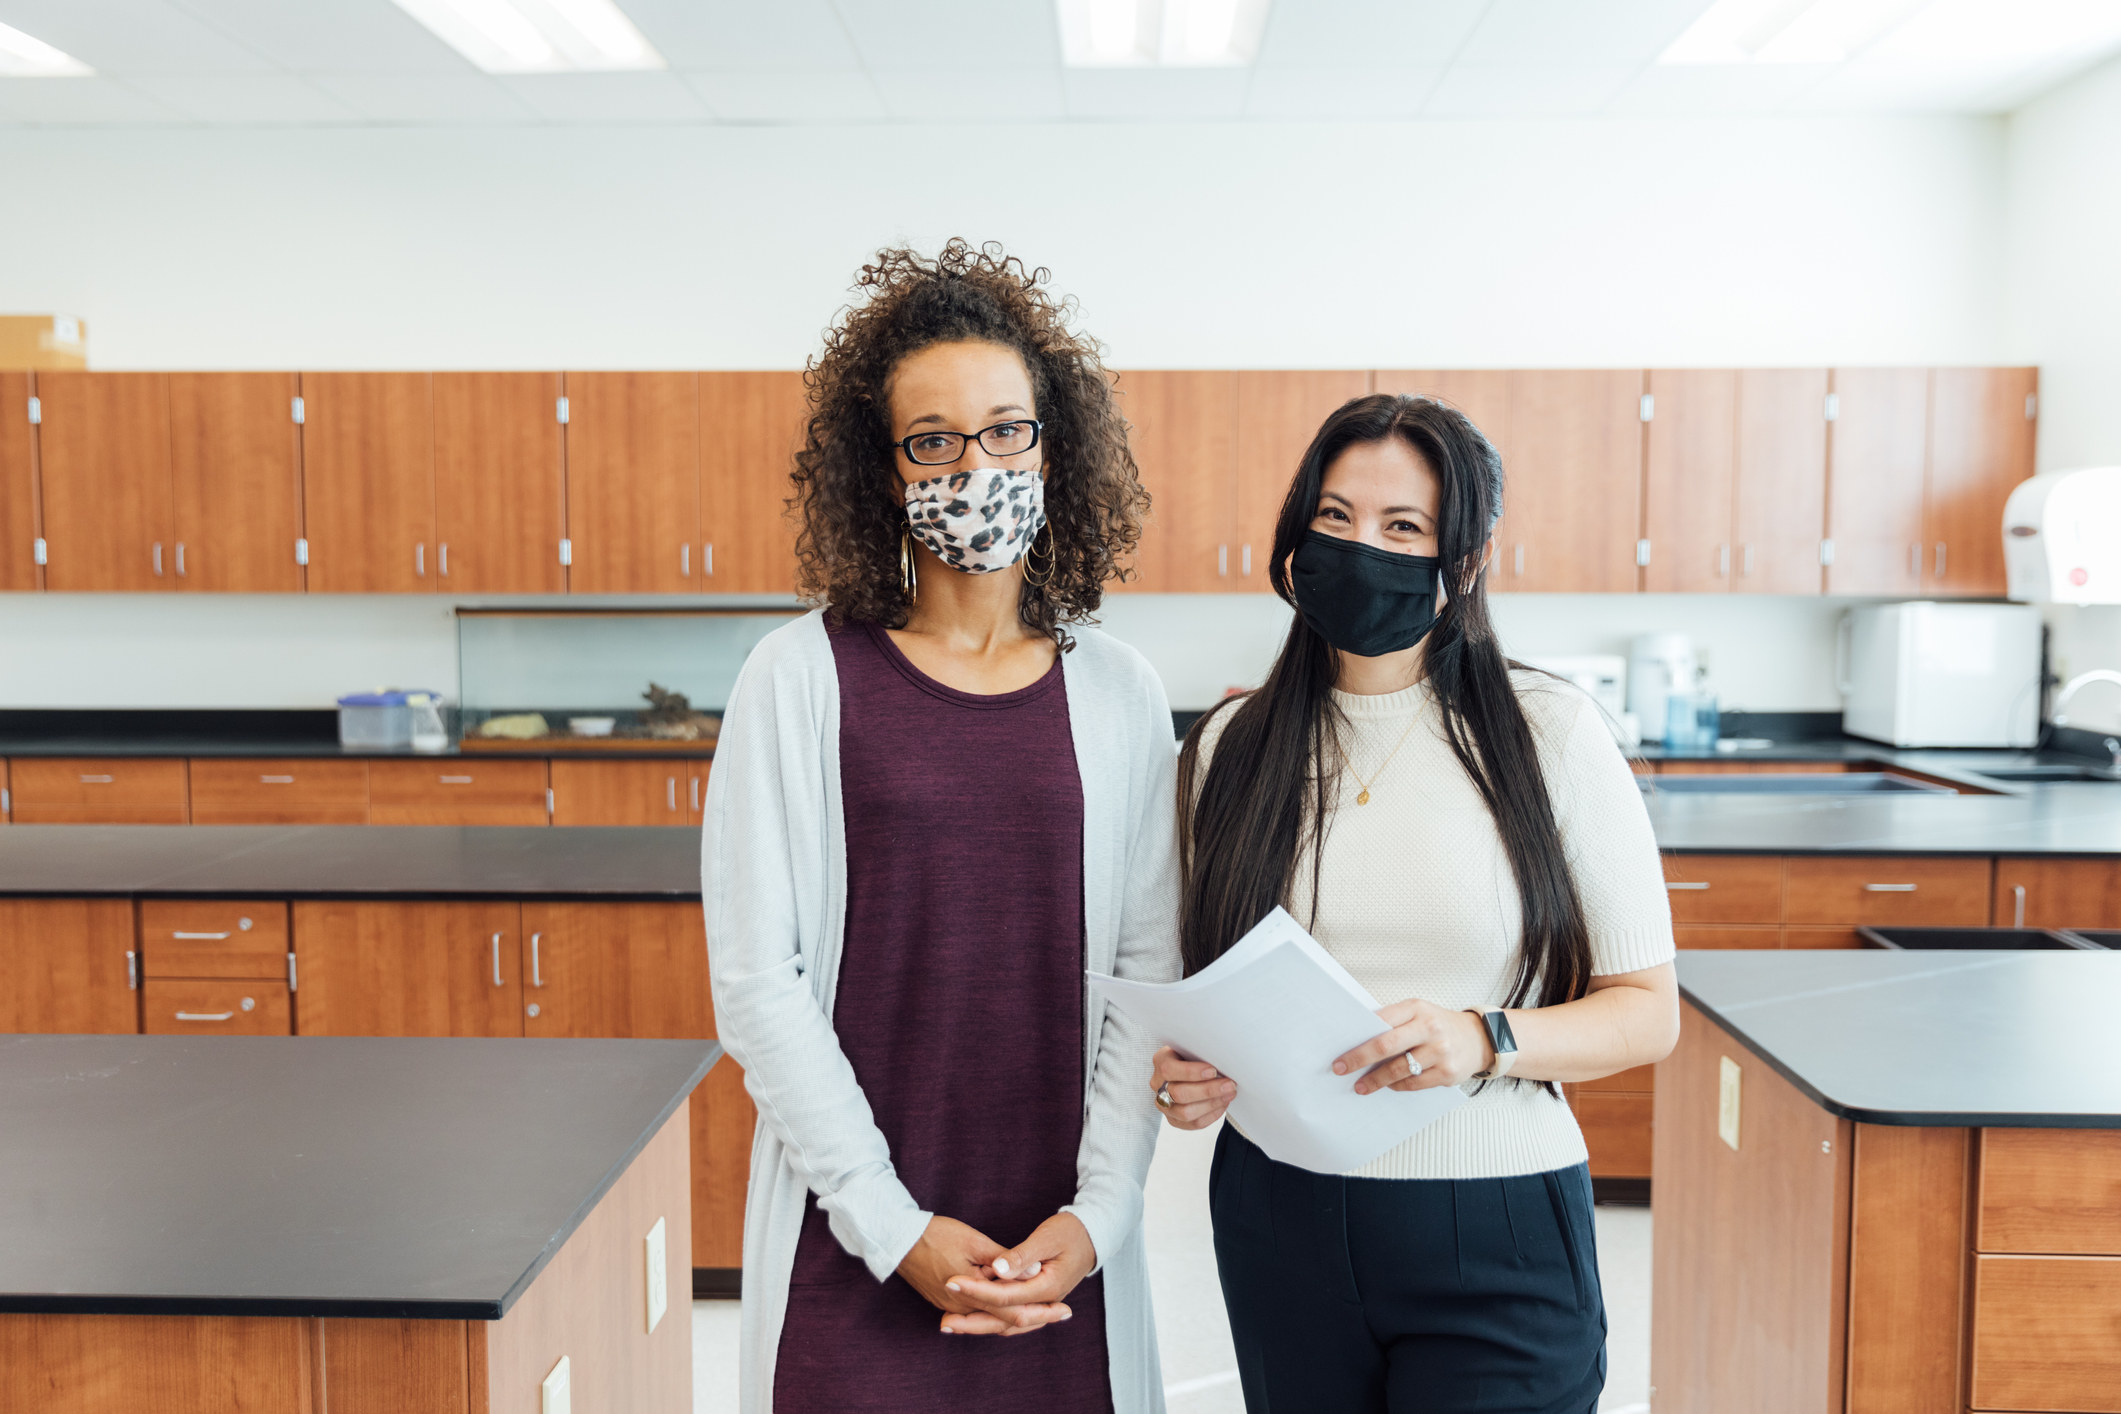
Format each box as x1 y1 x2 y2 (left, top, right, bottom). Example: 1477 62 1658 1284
702 241 1179 1414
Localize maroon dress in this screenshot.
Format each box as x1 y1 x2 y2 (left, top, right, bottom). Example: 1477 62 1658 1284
773 621 1110 1412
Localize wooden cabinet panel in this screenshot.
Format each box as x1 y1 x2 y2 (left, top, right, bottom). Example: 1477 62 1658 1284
700 371 806 593
188 758 368 825
1734 369 1829 594
1573 1091 1653 1178
37 372 176 592
1230 371 1370 590
1978 1128 2121 1255
1784 855 1990 926
0 1314 315 1413
292 900 524 1037
1971 1254 2121 1413
1781 927 1866 949
689 761 710 825
10 757 188 824
1500 370 1643 592
1577 1063 1656 1095
1845 1124 1972 1414
1994 857 2121 928
433 371 564 594
1675 925 1782 949
549 759 692 826
694 1052 754 1268
167 372 303 593
0 372 37 592
368 759 548 826
141 899 289 978
1825 368 1928 596
1377 372 1515 587
1112 371 1236 592
141 978 291 1035
301 372 436 593
0 898 138 1033
1662 854 1784 923
1644 370 1738 593
565 371 699 593
1927 367 2036 598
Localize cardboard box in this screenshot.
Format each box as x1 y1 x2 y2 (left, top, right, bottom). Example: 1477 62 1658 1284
0 314 88 370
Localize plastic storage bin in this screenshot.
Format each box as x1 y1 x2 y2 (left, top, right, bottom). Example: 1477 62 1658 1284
1857 926 2096 951
338 691 423 749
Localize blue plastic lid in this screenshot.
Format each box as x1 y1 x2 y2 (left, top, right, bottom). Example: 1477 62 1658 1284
337 689 438 707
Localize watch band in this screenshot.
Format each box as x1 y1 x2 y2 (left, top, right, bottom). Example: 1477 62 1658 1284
1469 1008 1518 1080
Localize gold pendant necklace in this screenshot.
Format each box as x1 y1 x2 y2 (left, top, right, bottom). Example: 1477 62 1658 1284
1348 712 1422 806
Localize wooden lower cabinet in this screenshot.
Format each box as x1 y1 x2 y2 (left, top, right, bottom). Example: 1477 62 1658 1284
1994 855 2121 928
0 898 138 1033
549 759 698 826
189 758 368 825
140 900 290 979
9 757 189 824
1570 1090 1653 1179
1784 854 1991 926
293 901 525 1037
141 978 291 1035
368 760 549 826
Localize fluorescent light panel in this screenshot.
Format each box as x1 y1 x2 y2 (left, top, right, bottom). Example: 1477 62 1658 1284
1660 0 1926 64
391 0 663 74
1058 0 1272 67
0 20 93 76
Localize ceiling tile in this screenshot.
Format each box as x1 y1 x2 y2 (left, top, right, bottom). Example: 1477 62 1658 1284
683 69 885 121
306 70 539 123
831 0 1061 69
116 72 364 122
1242 66 1442 119
1063 68 1249 119
160 0 466 71
0 75 183 122
623 0 864 71
1453 0 1711 67
1602 62 1828 114
867 64 1065 120
0 0 278 73
1424 63 1642 117
495 71 713 121
1254 0 1490 70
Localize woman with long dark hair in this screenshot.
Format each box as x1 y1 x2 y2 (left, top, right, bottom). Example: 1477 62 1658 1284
1152 394 1678 1413
704 242 1178 1414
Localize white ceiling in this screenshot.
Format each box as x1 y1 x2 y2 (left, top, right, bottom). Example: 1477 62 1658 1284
0 0 2113 127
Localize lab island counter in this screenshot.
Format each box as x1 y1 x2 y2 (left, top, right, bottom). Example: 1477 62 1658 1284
1654 950 2121 1414
0 1033 719 1413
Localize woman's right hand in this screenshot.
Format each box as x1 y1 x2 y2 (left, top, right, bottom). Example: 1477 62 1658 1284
896 1216 1071 1335
1151 1046 1236 1130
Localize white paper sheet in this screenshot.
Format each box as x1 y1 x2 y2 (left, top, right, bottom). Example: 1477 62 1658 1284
1090 907 1467 1174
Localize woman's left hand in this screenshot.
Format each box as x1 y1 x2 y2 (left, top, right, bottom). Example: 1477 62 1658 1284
1333 998 1493 1094
939 1211 1097 1337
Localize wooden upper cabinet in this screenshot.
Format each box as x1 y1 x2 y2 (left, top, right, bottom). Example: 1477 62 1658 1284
168 373 303 593
1735 369 1829 595
1644 370 1738 594
0 372 36 591
1375 370 1513 586
1503 370 1644 592
1230 371 1371 590
699 371 806 594
1825 368 1929 596
433 372 565 594
565 372 699 593
1927 367 2036 598
292 900 524 1038
302 373 437 593
1112 370 1236 592
37 372 177 592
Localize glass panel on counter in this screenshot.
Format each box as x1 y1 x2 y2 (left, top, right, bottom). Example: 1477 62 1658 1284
456 608 801 747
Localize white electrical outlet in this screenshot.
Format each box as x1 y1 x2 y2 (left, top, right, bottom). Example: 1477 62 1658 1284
645 1215 668 1333
541 1355 571 1414
1718 1056 1743 1151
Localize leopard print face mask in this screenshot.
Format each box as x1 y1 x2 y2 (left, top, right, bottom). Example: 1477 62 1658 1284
902 467 1047 575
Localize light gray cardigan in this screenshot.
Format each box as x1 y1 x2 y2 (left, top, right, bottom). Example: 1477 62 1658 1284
700 609 1180 1414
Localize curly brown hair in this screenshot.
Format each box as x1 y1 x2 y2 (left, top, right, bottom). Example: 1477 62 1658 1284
790 240 1148 646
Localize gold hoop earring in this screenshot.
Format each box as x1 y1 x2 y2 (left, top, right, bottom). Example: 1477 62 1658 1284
900 528 918 601
1022 524 1055 588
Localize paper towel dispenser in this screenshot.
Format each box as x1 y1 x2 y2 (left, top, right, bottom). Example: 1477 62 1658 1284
2004 467 2121 605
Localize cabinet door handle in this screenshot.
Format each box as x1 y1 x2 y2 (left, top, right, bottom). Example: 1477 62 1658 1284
1217 544 1228 577
667 776 677 811
259 775 295 784
1514 544 1525 577
1909 543 1921 578
415 542 425 577
530 932 543 988
439 542 449 577
704 542 714 577
1717 544 1730 578
681 543 690 576
2013 884 2026 928
171 930 231 940
1742 543 1754 577
79 774 114 784
1934 542 1946 578
439 775 474 785
152 542 164 576
1665 881 1711 891
491 932 504 986
690 775 700 811
175 1011 238 1023
1863 883 1918 892
287 951 297 991
1241 544 1252 576
175 542 186 577
126 949 137 991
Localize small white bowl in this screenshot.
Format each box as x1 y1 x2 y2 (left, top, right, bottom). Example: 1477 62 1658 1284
568 716 617 738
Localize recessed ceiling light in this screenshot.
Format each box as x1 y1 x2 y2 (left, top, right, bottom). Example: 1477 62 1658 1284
391 0 663 74
0 20 94 76
1659 0 1926 65
1057 0 1272 68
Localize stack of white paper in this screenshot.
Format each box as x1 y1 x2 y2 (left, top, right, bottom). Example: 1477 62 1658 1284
1090 907 1467 1174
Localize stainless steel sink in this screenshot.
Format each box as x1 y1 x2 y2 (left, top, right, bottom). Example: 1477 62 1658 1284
1639 772 1955 795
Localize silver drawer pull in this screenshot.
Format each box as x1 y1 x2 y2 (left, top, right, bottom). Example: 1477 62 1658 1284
175 1011 236 1022
171 930 231 940
491 933 504 986
440 775 475 785
1666 882 1711 891
1863 883 1918 892
259 775 296 784
79 774 114 784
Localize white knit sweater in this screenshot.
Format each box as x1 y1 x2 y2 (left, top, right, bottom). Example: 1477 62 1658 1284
1197 670 1673 1180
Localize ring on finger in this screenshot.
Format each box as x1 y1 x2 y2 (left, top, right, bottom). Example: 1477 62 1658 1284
1406 1057 1423 1078
1155 1081 1174 1109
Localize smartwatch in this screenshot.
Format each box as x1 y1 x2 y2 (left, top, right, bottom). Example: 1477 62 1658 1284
1469 1008 1518 1080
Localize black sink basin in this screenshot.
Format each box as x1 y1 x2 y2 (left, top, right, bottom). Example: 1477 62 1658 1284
1977 767 2121 783
1860 926 2098 951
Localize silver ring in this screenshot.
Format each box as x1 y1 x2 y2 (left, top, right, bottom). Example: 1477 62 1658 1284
1407 1058 1423 1078
1155 1082 1174 1109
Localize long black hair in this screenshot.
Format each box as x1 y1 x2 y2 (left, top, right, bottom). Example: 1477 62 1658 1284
1177 394 1593 1027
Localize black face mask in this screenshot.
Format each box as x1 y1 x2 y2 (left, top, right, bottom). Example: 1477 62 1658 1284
1290 530 1442 658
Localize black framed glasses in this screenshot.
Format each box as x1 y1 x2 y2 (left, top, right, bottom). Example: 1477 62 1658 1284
894 419 1043 467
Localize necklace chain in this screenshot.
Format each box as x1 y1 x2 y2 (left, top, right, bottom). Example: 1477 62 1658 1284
1345 712 1422 806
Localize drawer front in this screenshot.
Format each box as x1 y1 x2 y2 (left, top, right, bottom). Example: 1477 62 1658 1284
549 759 692 826
189 758 368 825
368 760 549 826
1662 854 1784 923
1784 856 1991 926
1571 1091 1653 1178
1971 1253 2121 1413
1675 925 1781 950
1979 1129 2121 1255
1995 857 2121 929
141 900 290 979
141 979 291 1036
10 757 188 823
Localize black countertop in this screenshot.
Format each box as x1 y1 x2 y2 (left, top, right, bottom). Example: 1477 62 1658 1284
0 1033 720 1318
1676 949 2121 1128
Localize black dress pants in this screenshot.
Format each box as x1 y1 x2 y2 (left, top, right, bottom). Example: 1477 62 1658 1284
1210 1126 1606 1414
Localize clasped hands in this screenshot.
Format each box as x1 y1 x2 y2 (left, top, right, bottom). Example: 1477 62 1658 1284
896 1210 1095 1337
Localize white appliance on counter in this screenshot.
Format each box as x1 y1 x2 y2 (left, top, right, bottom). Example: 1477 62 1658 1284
2004 467 2121 604
1626 634 1696 743
1838 602 2042 747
